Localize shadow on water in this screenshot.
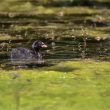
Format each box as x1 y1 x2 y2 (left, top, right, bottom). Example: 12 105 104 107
46 66 79 73
0 58 57 70
42 0 110 8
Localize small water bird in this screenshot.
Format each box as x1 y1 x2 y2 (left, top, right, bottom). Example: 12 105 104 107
11 41 47 65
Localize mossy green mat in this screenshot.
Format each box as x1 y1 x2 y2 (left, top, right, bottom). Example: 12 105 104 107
0 60 110 110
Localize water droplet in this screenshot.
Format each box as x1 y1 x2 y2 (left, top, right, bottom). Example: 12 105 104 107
96 36 101 41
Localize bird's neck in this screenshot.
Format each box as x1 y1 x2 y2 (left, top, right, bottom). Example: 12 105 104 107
33 47 39 52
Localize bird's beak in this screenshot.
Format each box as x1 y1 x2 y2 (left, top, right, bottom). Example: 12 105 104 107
42 44 47 48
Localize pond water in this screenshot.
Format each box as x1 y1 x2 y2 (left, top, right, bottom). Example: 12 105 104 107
0 10 110 68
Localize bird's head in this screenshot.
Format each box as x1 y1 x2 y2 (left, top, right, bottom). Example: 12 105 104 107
32 41 47 51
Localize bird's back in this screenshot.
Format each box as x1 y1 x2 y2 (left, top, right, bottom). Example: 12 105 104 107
11 47 37 61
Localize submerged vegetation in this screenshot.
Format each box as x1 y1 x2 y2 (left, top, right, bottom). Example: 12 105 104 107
0 0 109 66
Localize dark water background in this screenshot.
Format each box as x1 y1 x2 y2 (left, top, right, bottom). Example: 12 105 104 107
0 4 110 67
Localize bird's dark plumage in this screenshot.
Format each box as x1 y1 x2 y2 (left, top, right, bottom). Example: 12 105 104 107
11 41 47 64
